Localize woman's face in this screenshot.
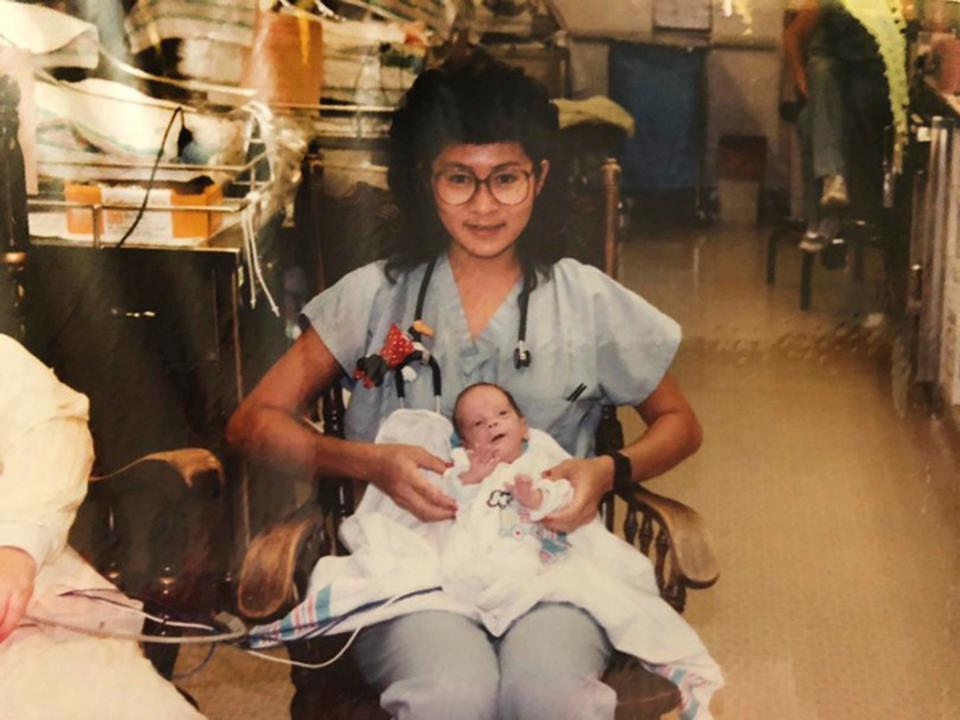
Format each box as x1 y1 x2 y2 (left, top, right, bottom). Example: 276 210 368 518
430 142 549 264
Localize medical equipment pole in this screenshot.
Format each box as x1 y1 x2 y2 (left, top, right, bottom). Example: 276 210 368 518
0 74 29 340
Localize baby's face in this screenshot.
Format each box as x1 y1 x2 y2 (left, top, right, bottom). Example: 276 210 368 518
456 385 527 463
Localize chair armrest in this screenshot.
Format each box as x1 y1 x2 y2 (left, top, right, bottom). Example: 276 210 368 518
615 483 719 612
90 448 224 491
237 506 331 622
629 485 719 588
73 448 229 615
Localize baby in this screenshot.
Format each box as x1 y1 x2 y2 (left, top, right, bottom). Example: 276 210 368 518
444 383 571 517
446 382 573 564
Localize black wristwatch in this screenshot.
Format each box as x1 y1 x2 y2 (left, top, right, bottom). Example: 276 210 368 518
605 451 633 496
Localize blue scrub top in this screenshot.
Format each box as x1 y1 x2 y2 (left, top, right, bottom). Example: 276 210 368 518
301 255 680 458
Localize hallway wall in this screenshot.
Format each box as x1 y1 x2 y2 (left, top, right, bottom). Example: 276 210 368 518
555 0 787 192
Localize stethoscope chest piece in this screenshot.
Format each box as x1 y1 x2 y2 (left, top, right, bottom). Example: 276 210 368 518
514 341 531 369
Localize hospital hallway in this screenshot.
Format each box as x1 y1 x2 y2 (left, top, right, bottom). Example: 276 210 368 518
175 223 960 719
620 222 960 719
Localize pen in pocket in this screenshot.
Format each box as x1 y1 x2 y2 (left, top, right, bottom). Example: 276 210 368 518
565 383 587 402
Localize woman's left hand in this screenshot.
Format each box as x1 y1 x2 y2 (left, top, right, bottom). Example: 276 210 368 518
540 456 614 533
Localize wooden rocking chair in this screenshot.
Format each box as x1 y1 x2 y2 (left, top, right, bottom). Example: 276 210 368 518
234 144 719 719
70 448 230 680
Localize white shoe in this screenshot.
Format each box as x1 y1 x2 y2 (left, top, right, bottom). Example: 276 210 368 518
798 230 826 252
820 175 849 208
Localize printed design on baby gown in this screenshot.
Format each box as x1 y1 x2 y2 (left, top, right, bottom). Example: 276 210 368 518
486 489 512 509
487 489 570 564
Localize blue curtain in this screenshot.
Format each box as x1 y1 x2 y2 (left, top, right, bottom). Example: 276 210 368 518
609 42 704 193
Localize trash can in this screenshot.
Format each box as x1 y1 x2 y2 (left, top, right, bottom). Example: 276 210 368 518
717 135 766 224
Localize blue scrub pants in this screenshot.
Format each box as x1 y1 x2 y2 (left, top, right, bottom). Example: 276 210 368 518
351 603 616 720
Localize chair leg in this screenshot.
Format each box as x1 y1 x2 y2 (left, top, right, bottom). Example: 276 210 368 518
852 235 866 282
766 228 779 285
144 637 180 680
142 607 182 679
801 251 815 310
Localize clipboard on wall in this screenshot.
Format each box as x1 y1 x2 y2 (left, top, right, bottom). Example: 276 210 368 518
653 0 712 33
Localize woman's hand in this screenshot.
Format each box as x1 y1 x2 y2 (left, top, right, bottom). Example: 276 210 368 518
540 456 614 533
368 444 457 522
0 547 36 643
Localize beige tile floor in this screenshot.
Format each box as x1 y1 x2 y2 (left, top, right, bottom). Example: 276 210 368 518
177 222 960 719
625 223 960 720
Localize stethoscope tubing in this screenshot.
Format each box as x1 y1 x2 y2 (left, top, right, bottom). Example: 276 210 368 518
392 254 534 406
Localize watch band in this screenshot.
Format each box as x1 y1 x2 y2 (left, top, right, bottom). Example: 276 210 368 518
605 451 633 496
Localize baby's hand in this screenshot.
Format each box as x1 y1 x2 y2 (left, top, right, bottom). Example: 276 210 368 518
460 448 499 485
505 473 543 509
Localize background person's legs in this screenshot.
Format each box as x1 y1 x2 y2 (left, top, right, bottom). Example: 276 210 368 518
497 602 615 720
804 55 847 188
798 54 849 248
842 65 891 224
352 610 499 720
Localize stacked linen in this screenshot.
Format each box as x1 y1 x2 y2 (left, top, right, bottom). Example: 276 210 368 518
320 17 427 106
30 78 248 245
126 3 428 108
177 38 247 87
0 0 99 70
124 0 257 55
124 0 258 90
360 0 457 37
35 78 245 175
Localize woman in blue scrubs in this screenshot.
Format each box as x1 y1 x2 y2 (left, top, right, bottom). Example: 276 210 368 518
228 53 702 720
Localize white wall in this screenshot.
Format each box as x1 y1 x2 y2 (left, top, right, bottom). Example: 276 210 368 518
706 48 784 188
712 0 783 44
552 0 653 36
568 40 611 97
553 0 787 190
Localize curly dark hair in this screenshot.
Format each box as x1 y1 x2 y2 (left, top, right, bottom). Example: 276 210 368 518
385 51 566 280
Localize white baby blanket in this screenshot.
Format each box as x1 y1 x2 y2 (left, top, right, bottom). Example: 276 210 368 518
249 408 723 719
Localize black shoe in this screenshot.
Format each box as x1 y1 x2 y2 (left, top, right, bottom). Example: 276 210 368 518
821 240 847 269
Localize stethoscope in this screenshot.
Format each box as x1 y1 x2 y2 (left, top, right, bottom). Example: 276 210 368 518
394 256 535 406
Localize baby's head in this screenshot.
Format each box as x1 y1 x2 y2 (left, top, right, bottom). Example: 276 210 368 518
453 383 528 463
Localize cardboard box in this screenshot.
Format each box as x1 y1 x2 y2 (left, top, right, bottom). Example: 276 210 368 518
65 180 223 241
717 135 767 182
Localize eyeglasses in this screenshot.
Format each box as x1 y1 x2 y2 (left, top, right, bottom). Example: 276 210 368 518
432 167 536 206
